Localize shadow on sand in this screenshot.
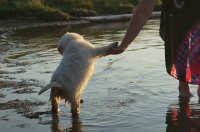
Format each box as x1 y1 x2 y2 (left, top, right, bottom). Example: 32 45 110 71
166 98 200 132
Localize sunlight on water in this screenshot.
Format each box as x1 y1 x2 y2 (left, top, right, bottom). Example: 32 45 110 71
1 19 200 132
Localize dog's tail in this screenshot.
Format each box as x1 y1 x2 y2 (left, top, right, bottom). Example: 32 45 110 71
38 82 62 95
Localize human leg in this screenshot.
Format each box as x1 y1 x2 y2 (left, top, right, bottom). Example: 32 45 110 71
178 80 193 98
197 85 200 97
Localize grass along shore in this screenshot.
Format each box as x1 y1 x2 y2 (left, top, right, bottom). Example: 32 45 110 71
0 0 162 21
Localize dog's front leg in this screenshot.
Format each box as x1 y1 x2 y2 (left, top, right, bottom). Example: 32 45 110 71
93 42 118 57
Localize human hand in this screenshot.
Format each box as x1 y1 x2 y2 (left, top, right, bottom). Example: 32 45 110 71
107 42 127 55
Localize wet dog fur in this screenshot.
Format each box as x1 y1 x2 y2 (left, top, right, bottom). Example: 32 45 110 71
39 32 117 116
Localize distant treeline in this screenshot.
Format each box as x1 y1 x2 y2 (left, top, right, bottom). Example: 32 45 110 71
0 0 162 21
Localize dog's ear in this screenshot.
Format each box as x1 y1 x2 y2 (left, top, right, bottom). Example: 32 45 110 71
58 33 71 51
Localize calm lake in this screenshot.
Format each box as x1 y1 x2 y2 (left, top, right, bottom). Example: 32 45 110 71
1 19 200 132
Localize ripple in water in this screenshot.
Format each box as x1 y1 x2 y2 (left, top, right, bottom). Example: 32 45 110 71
1 19 200 132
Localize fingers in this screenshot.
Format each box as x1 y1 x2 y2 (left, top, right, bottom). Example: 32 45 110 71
110 47 124 54
105 42 126 55
106 47 124 55
109 43 126 54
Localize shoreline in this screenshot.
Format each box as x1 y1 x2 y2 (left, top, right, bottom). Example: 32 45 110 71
0 12 160 34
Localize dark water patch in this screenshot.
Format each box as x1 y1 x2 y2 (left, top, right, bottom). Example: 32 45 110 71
0 69 26 74
13 88 37 94
0 80 32 89
25 111 51 119
0 115 9 121
7 51 37 60
118 98 136 107
0 58 30 69
0 31 18 53
16 123 30 128
40 70 54 74
0 44 9 53
0 99 46 120
0 94 6 98
0 79 42 90
0 75 16 80
0 80 22 88
0 99 45 111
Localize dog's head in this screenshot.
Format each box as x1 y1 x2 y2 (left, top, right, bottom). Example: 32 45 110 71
58 32 84 55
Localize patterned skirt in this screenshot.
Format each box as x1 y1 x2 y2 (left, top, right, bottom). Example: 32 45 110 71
168 21 200 84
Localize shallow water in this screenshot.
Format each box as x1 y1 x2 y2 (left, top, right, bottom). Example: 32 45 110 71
1 19 200 132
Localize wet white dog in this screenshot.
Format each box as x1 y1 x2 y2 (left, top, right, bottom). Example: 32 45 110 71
39 32 117 116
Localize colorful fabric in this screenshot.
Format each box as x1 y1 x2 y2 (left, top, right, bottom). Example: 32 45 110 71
170 21 200 84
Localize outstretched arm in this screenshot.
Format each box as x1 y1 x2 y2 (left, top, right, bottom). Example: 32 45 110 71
110 0 157 54
93 42 118 57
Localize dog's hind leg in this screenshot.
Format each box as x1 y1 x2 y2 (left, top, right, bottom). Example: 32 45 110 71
51 96 61 113
70 97 80 117
50 87 61 114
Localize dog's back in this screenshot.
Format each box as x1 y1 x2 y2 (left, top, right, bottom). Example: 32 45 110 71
40 33 96 97
51 51 95 96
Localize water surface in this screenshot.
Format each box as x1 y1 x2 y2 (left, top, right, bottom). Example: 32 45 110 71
0 19 200 132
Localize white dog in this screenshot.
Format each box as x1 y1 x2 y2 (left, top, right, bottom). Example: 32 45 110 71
39 32 117 116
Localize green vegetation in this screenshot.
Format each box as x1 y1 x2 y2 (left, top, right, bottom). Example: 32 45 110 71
0 0 70 21
0 0 162 21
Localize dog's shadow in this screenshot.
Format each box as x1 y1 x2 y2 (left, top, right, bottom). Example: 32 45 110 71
51 113 83 132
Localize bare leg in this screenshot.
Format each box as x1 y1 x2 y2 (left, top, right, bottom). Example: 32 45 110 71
197 85 200 97
178 80 193 98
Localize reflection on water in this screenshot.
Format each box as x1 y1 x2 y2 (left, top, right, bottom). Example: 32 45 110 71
51 114 83 132
166 98 200 132
2 19 198 132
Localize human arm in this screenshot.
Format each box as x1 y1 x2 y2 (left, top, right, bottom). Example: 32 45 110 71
110 0 157 54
